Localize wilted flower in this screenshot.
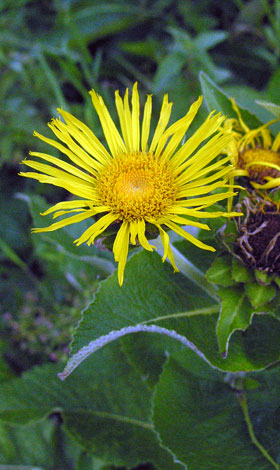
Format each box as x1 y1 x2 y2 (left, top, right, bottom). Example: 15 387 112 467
232 193 280 274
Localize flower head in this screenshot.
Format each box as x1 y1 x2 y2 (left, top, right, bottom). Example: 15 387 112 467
21 83 237 285
225 99 280 190
231 194 280 275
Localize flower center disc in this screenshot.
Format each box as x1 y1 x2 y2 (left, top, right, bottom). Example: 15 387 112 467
239 148 280 182
97 152 177 220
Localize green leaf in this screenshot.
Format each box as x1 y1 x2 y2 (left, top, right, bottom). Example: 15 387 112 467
245 283 276 308
0 420 55 469
216 287 255 356
64 250 280 375
0 345 183 470
206 255 235 287
0 418 103 470
232 257 253 283
255 100 280 118
200 71 263 127
194 31 228 51
153 350 280 469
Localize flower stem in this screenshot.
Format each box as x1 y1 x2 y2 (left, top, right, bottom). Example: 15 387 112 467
237 392 279 470
153 238 219 301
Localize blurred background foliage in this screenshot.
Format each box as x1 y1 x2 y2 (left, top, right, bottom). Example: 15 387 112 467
1 0 280 467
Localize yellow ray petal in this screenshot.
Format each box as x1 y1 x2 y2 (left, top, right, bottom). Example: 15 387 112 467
58 108 112 164
123 88 133 150
175 134 232 186
137 219 155 251
115 90 130 150
168 207 241 218
156 96 203 161
21 159 94 191
19 171 96 199
172 191 236 208
164 221 216 252
32 210 96 233
171 113 225 168
129 220 138 245
40 200 98 216
141 94 152 152
177 165 231 193
168 215 210 231
154 223 179 271
113 222 130 286
272 131 280 152
149 94 173 153
75 212 118 246
28 152 96 183
48 121 105 172
251 177 280 189
33 130 99 174
90 89 126 157
131 82 140 151
176 180 230 198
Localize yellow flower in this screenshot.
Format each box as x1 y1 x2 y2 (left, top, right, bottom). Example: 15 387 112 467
20 83 237 286
225 99 280 189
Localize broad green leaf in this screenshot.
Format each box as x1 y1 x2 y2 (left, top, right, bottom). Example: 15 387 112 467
0 419 103 470
216 287 255 356
153 349 280 470
64 250 280 375
0 420 56 469
0 345 183 470
200 71 263 127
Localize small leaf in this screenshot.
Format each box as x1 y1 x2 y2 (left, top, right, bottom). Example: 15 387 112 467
232 257 253 283
206 255 234 287
194 31 228 51
245 283 276 308
243 377 261 390
216 287 254 356
254 270 272 285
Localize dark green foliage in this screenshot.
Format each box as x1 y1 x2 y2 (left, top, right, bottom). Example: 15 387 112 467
2 1 280 468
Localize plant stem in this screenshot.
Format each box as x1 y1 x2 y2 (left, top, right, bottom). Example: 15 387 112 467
152 238 219 301
237 392 279 470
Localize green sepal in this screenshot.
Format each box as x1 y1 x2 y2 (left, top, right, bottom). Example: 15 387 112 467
254 270 272 285
245 282 277 308
232 257 254 283
206 254 235 287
